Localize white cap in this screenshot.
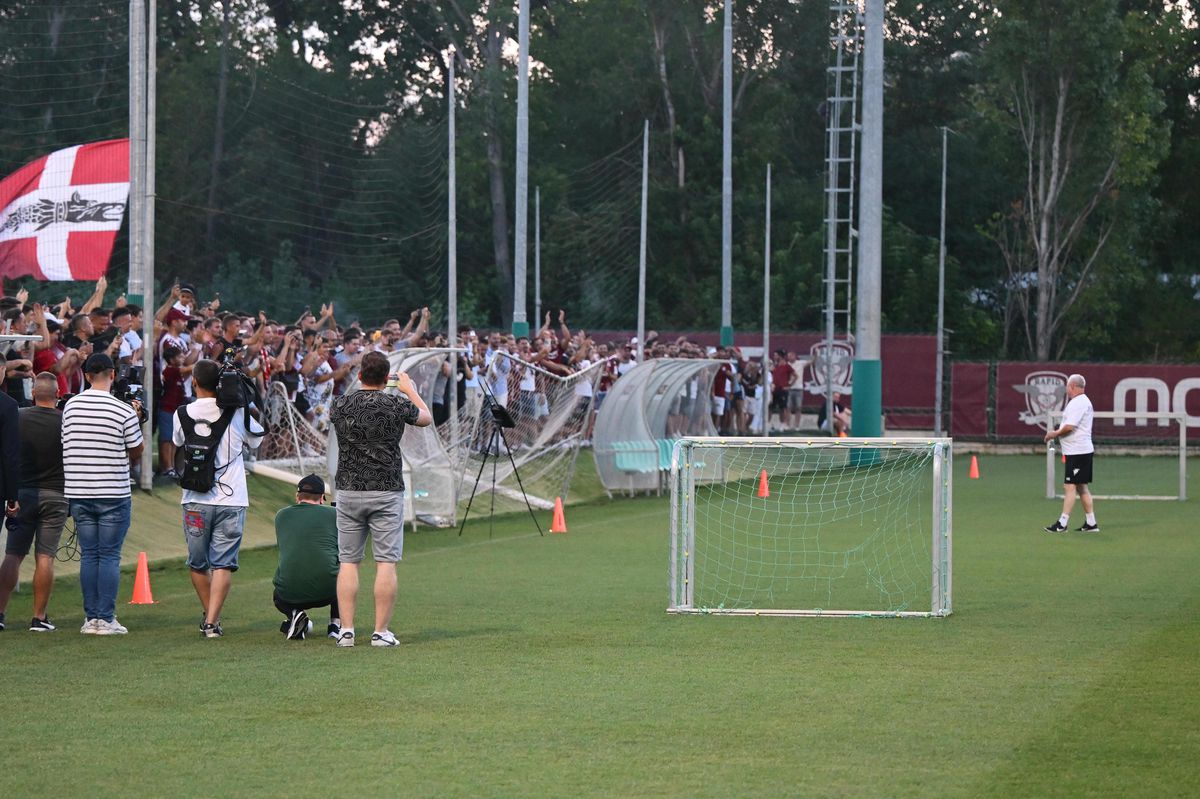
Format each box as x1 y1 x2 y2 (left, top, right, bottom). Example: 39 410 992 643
630 336 639 345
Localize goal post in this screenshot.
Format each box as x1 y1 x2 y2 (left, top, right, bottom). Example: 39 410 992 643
1044 411 1188 501
670 437 953 618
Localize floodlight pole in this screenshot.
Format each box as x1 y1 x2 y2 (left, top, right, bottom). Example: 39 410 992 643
129 0 156 491
762 163 771 437
720 0 734 347
852 0 883 438
934 125 948 437
534 185 541 329
637 120 649 364
512 0 531 337
448 56 459 457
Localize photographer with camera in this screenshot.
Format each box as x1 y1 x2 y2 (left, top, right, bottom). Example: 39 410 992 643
62 354 144 635
330 351 432 648
172 359 265 639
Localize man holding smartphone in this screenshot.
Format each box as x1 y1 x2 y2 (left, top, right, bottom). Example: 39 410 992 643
329 351 432 648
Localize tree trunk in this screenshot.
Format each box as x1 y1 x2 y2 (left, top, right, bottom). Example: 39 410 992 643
205 0 233 261
482 20 513 327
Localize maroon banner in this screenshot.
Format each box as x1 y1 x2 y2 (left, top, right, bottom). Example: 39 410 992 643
951 362 990 438
996 362 1200 440
596 331 937 426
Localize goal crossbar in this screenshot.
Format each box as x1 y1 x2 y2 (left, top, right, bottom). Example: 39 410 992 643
669 436 953 618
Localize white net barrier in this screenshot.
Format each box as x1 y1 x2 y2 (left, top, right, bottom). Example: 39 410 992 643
327 349 478 526
255 381 331 480
460 354 603 515
1044 411 1189 501
593 359 721 493
670 438 953 617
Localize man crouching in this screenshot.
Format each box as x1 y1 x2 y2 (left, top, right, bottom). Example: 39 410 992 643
273 474 340 640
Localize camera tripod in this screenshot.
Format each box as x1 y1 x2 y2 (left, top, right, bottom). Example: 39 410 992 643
458 380 543 538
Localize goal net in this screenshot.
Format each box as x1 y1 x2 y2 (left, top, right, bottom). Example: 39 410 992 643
1044 411 1188 501
256 381 331 480
669 437 952 618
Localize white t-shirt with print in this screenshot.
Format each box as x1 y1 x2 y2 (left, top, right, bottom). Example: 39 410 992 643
1060 393 1095 455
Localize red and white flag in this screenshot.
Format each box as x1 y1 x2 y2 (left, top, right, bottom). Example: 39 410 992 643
0 138 130 282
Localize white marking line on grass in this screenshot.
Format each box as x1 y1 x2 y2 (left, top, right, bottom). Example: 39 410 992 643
135 507 670 604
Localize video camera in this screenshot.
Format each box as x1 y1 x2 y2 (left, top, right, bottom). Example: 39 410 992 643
214 338 269 431
113 363 147 422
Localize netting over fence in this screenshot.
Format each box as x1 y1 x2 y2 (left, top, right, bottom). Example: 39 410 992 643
459 353 603 516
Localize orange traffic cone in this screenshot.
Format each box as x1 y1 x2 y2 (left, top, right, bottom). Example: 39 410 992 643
757 469 770 498
1062 454 1066 463
968 455 980 480
129 551 156 604
550 497 568 534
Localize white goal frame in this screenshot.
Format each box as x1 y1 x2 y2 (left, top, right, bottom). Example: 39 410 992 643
669 437 953 618
1044 411 1188 501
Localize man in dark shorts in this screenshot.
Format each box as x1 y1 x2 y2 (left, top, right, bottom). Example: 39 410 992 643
273 474 340 641
330 351 432 648
1044 373 1099 533
0 372 62 631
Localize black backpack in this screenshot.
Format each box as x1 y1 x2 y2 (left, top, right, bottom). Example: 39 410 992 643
175 405 238 493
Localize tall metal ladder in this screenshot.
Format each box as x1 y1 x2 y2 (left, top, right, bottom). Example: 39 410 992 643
822 1 863 388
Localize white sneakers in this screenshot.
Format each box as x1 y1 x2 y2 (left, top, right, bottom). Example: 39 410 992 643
81 618 128 635
370 630 399 647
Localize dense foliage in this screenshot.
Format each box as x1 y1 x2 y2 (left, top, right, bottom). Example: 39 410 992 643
1 0 1196 360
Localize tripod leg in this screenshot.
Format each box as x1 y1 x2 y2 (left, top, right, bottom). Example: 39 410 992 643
489 428 498 539
497 426 544 536
458 427 494 536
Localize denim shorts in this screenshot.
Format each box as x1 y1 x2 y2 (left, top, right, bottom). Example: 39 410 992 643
158 409 175 444
183 503 246 571
335 490 404 563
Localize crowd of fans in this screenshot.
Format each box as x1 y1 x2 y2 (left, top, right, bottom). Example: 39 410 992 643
0 279 835 460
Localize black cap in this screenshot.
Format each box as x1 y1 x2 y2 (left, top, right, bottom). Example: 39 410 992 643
84 352 115 374
178 281 197 296
297 474 325 495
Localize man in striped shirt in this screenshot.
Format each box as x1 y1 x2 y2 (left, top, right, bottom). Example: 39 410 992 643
62 353 144 635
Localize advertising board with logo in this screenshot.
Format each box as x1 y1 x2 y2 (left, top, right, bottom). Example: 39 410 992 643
951 362 1200 440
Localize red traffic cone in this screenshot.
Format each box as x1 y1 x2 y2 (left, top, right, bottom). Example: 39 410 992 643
757 469 770 498
968 456 980 480
129 551 156 604
550 497 568 534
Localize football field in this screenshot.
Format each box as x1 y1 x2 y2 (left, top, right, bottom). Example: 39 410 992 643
3 455 1198 797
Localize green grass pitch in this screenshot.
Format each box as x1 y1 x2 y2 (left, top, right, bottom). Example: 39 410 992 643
2 455 1198 797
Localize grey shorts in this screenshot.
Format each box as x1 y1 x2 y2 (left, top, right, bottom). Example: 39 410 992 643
787 389 805 412
5 487 69 558
336 490 405 563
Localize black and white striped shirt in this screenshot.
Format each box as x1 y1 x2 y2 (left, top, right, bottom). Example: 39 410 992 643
62 389 143 499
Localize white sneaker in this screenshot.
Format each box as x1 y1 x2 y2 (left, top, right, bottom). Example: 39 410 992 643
80 618 101 634
94 618 129 635
370 630 399 647
335 630 355 648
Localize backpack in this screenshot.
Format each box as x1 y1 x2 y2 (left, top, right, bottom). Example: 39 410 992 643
175 405 238 493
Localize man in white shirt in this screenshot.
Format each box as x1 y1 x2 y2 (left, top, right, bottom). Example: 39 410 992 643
1043 373 1099 533
172 359 265 637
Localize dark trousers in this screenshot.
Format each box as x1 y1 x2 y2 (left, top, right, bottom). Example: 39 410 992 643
273 588 339 621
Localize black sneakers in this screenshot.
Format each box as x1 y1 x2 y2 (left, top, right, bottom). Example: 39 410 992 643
0 611 6 631
286 610 310 640
29 617 56 632
327 622 342 639
1044 521 1068 533
1076 523 1101 532
201 621 223 638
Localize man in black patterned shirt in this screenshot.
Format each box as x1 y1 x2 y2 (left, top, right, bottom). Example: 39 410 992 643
329 351 432 648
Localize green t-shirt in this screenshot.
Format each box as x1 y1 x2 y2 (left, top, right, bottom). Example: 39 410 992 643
273 503 339 603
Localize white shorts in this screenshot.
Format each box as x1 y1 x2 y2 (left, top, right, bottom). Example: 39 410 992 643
711 397 726 416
